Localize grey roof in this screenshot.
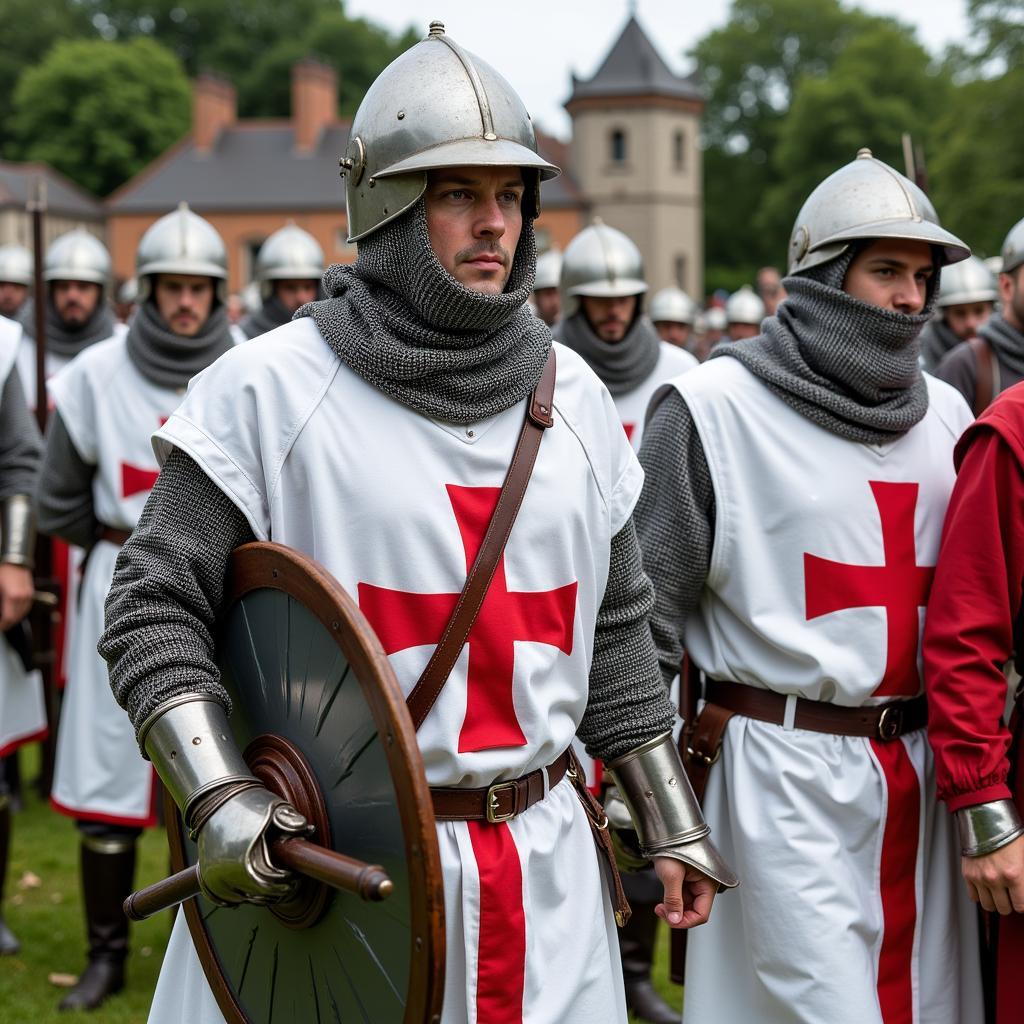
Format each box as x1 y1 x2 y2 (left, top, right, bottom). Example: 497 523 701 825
568 15 702 103
108 124 352 213
0 161 103 219
108 121 584 214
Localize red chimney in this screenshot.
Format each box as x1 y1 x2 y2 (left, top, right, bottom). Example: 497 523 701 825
292 59 338 153
193 73 236 154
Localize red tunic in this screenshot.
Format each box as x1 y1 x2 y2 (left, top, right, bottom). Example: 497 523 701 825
923 380 1024 1023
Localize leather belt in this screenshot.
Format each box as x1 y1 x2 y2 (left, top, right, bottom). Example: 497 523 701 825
98 525 132 547
704 680 927 741
431 749 572 823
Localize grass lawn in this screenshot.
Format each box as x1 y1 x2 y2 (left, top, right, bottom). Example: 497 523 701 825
1 747 682 1023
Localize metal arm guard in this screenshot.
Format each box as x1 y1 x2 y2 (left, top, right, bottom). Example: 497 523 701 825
1 495 35 569
139 695 260 837
608 733 739 890
957 799 1024 858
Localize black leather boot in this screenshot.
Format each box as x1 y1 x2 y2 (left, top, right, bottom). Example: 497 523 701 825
0 796 20 955
58 836 136 1012
620 899 679 1024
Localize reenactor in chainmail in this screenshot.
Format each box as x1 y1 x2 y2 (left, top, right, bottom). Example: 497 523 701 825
935 217 1024 412
36 205 235 1012
0 312 44 957
636 149 984 1023
723 284 765 342
0 245 34 339
556 223 697 454
99 24 735 1023
239 223 324 340
649 286 698 353
918 255 996 373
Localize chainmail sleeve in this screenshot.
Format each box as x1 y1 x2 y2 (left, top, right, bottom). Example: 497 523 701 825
634 387 716 688
36 410 97 549
99 448 256 739
578 517 676 761
0 365 42 500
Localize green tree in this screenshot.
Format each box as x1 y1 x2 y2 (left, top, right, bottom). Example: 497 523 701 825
8 38 190 197
964 0 1024 65
0 0 96 154
759 22 947 258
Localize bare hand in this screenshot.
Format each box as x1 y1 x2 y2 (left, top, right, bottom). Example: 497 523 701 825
963 833 1024 915
0 563 33 630
653 855 716 929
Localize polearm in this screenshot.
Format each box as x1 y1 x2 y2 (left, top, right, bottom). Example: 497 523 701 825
28 177 60 794
901 132 929 195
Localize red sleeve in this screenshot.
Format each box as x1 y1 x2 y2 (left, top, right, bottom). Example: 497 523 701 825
924 428 1024 811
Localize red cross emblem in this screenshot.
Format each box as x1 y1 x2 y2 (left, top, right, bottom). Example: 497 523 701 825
622 423 636 442
120 417 167 499
358 484 578 751
804 481 933 697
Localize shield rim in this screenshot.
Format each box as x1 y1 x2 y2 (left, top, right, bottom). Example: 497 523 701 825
166 540 446 1024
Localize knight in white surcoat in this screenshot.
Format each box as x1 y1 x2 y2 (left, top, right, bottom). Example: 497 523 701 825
36 205 237 1011
555 222 697 455
0 313 43 957
98 24 736 1024
635 149 985 1022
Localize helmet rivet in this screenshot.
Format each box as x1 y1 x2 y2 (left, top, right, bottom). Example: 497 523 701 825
397 110 405 120
428 20 445 36
856 147 873 159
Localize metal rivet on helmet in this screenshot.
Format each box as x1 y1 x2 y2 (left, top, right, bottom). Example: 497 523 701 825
787 148 970 275
342 24 559 243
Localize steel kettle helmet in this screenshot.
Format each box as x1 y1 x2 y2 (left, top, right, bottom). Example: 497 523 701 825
534 249 562 291
649 287 697 325
340 22 559 243
936 255 998 309
788 148 970 275
44 229 110 286
1001 215 1024 275
0 245 32 287
560 221 646 318
135 203 228 301
254 224 324 300
725 285 765 326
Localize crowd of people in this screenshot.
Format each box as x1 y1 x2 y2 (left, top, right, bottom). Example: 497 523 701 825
0 22 1023 1024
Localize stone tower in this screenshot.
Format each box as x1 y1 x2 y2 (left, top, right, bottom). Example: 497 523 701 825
566 15 704 299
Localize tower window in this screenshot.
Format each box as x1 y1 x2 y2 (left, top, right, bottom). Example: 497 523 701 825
610 128 627 164
673 130 686 170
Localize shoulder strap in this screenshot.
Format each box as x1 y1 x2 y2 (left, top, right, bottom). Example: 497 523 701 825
405 349 557 731
970 336 995 415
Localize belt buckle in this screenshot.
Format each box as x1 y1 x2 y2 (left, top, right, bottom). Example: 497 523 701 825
485 781 519 824
877 704 902 741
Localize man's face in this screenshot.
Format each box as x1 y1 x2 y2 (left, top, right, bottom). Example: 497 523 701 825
843 238 934 314
655 320 691 348
274 279 319 314
52 280 101 327
0 282 27 318
154 274 215 337
999 268 1024 333
729 322 759 341
581 294 639 343
424 166 525 295
944 300 993 341
533 286 561 327
756 267 785 314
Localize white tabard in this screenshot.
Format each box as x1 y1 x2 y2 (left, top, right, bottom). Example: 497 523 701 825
147 319 641 1024
664 358 983 1024
47 336 181 827
0 316 46 756
614 341 697 452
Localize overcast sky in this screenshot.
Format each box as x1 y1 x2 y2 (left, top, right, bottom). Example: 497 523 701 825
344 0 971 139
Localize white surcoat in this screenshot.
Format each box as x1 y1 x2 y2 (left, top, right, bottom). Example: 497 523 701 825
614 341 697 452
0 316 46 757
48 336 180 827
148 319 642 1024
666 358 982 1023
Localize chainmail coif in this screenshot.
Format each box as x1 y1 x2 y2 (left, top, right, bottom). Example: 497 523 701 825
295 199 551 425
45 295 116 357
556 311 661 396
712 249 938 445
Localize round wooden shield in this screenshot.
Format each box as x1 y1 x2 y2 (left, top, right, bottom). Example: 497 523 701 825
166 542 445 1024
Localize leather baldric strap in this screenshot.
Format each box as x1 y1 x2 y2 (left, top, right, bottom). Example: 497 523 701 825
431 749 571 822
405 348 556 731
969 335 995 415
98 525 132 547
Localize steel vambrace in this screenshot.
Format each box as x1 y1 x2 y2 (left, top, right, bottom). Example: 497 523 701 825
140 695 311 905
957 799 1024 858
1 495 35 568
608 732 739 890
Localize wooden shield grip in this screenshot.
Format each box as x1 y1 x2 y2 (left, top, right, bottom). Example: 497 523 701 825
123 838 392 921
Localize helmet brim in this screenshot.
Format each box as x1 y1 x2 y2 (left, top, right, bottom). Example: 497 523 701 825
138 261 228 280
567 279 648 299
814 218 970 267
377 137 559 181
